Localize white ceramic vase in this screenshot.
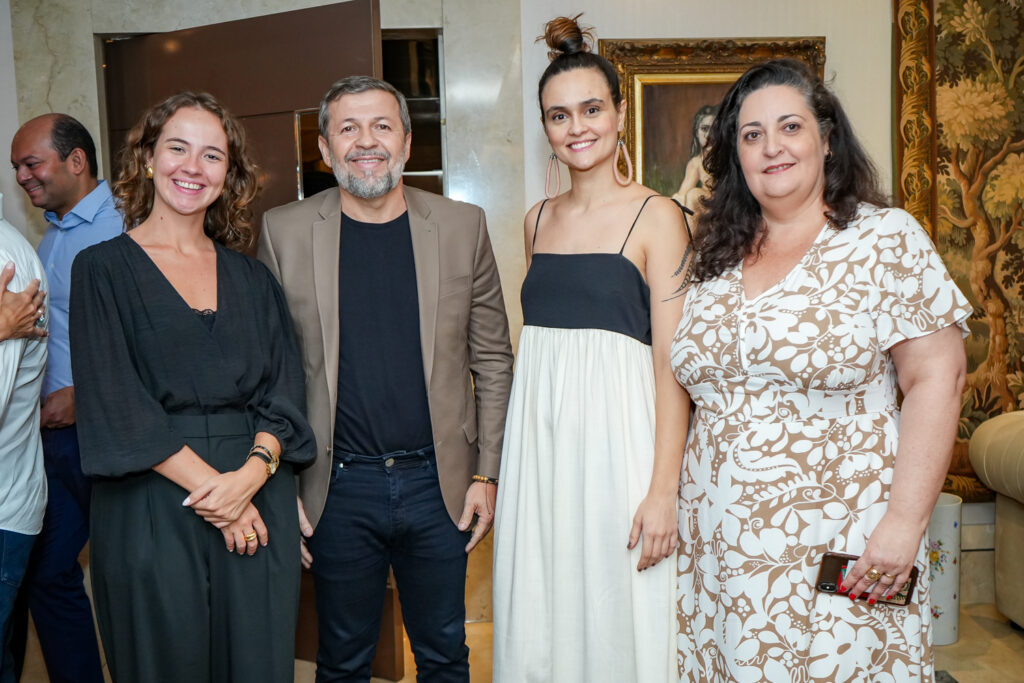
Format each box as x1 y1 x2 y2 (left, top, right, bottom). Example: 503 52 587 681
928 492 962 646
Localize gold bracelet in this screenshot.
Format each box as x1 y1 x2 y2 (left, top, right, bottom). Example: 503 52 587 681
249 444 275 459
472 474 498 485
248 444 280 477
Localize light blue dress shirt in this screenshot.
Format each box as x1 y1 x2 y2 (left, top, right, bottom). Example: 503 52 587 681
37 180 123 398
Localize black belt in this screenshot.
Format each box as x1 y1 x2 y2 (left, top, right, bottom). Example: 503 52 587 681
167 413 253 438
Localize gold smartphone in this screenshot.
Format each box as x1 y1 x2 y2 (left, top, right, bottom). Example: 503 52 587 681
815 552 919 606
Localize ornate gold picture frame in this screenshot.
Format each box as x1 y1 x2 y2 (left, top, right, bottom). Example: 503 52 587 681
598 38 826 196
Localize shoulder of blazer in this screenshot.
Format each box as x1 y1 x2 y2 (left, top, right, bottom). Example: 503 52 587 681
403 185 484 228
263 188 341 232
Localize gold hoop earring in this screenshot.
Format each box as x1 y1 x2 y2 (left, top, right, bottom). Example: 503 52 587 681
545 153 561 199
613 139 633 186
145 165 154 179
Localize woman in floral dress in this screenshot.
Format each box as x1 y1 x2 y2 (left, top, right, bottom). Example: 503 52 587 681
671 59 970 682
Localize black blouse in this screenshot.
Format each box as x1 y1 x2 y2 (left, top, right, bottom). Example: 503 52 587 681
69 234 315 477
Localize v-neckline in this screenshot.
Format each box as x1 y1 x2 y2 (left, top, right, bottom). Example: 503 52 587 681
738 219 831 304
124 233 222 321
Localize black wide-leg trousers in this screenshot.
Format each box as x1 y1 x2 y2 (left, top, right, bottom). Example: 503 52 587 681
89 413 300 683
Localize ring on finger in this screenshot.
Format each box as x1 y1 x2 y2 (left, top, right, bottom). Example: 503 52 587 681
244 531 258 543
882 572 895 579
865 567 882 582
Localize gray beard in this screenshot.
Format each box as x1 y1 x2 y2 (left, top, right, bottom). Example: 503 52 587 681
333 155 405 199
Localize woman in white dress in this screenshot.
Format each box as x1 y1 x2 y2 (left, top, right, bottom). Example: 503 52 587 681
493 15 692 683
671 58 970 682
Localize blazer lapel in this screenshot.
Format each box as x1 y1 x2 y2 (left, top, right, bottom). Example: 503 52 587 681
312 190 342 414
405 187 439 388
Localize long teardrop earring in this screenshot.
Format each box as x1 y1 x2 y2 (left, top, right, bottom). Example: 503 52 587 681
545 153 561 199
613 139 633 186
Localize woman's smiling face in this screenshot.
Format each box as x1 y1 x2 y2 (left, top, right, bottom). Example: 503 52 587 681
736 84 828 210
541 66 625 172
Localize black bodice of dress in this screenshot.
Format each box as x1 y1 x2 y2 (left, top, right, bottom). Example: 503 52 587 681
521 252 651 345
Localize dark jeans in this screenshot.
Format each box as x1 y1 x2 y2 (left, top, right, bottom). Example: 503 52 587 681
12 426 103 683
0 530 34 683
309 446 471 683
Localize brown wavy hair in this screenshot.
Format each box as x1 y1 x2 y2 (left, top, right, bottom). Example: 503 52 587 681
113 92 260 251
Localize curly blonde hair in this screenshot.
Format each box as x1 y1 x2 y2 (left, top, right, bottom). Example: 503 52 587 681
113 92 260 252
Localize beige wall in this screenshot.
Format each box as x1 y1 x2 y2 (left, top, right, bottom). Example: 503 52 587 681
520 0 895 206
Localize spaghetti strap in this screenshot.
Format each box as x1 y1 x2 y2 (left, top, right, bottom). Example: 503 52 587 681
618 195 659 254
670 197 695 243
532 199 550 249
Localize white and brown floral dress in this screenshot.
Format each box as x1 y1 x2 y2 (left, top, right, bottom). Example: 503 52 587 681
671 205 971 682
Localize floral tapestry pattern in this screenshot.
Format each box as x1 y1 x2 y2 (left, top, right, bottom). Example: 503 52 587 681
936 0 1024 424
896 0 1024 500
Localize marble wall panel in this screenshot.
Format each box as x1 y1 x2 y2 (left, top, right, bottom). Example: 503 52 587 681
441 0 526 342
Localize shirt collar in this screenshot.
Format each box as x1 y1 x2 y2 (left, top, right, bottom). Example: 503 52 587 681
44 180 114 230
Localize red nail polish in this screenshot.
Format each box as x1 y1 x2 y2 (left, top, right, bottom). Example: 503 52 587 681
838 584 846 593
868 597 876 606
849 592 857 600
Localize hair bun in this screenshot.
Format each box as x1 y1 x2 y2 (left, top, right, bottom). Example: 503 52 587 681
542 14 593 62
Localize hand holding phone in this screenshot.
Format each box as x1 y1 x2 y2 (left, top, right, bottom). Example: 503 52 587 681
815 552 919 606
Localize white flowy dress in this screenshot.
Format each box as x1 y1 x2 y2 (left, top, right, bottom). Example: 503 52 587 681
493 198 677 683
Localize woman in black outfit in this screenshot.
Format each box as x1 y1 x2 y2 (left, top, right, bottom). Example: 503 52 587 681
69 92 314 682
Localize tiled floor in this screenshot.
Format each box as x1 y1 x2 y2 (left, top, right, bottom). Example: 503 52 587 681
22 602 1022 682
934 603 1024 683
293 622 493 683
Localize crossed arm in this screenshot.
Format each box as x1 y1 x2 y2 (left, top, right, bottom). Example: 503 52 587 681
157 431 282 555
0 261 46 342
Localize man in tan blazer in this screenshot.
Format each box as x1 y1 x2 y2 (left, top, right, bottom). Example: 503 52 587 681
259 75 513 682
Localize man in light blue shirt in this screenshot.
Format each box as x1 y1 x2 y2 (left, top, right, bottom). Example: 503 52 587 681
9 113 121 683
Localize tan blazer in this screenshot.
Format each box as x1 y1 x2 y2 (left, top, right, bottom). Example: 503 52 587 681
258 186 513 529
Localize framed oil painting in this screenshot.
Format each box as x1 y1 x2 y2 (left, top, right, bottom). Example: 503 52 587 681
598 38 826 200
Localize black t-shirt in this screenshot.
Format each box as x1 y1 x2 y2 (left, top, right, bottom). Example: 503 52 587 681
333 211 433 455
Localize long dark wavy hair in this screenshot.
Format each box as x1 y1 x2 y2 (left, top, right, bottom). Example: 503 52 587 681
114 92 260 252
693 59 887 281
